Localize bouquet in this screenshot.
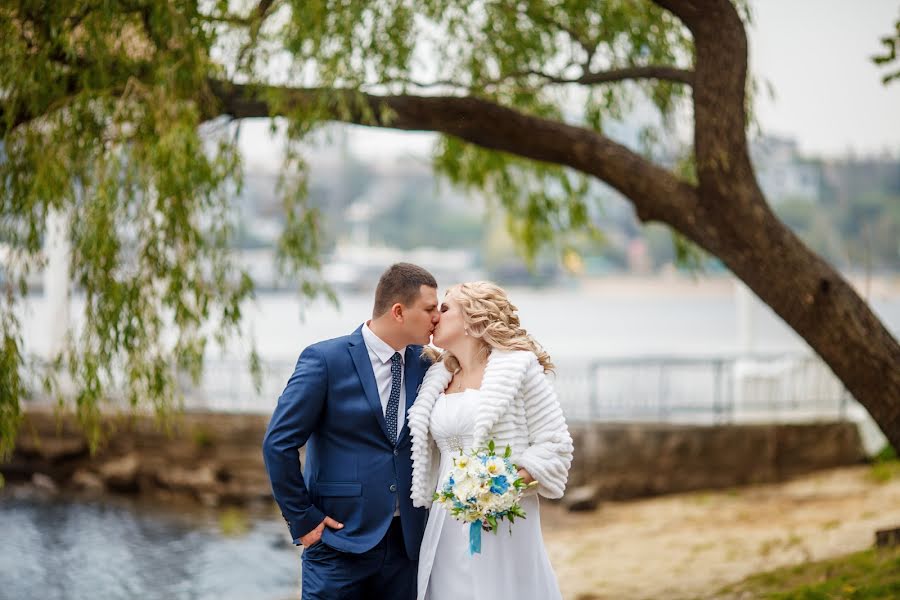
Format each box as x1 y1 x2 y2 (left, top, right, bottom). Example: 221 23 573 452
433 440 537 555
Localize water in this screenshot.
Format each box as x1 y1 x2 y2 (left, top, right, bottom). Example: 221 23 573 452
20 279 900 361
0 495 299 600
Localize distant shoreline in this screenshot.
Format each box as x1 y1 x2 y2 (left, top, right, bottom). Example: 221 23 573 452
19 271 900 301
569 272 900 300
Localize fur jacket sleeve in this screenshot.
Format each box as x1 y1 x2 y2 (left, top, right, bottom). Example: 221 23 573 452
408 349 574 509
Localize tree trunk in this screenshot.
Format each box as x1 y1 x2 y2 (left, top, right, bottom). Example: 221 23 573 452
687 190 900 452
661 0 900 450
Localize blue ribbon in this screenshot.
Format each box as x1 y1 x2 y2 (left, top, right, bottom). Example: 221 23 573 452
469 520 482 555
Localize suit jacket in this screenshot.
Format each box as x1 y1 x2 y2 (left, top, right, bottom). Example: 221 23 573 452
263 325 430 558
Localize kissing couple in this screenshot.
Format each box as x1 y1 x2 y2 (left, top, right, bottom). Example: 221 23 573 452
263 263 573 599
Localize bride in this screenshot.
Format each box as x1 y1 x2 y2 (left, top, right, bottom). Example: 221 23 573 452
408 281 574 600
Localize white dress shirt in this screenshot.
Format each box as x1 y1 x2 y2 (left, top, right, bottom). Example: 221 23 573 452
361 322 407 436
361 322 407 517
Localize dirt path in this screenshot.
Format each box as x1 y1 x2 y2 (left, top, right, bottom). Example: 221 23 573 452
540 465 900 599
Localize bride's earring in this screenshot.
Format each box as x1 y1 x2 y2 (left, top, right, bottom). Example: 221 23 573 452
464 327 469 336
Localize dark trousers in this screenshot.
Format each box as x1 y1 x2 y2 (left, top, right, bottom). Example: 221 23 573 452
301 518 417 600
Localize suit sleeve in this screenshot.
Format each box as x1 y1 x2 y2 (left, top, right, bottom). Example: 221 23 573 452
262 345 328 542
516 356 574 499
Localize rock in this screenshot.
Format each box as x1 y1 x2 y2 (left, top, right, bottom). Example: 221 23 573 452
198 492 220 508
564 485 601 512
155 465 217 492
71 469 105 492
99 454 141 493
18 437 89 462
31 472 58 494
875 527 900 548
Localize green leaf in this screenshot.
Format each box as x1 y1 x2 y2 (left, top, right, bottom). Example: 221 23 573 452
486 515 498 531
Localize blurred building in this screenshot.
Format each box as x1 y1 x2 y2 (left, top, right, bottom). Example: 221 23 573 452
750 135 822 204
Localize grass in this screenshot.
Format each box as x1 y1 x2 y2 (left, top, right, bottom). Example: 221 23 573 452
717 545 900 599
873 445 897 462
756 534 810 561
867 445 900 484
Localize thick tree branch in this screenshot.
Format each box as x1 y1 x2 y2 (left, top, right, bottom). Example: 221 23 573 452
208 80 699 233
654 0 751 196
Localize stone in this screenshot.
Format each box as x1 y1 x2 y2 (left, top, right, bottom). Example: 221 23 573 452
564 485 601 512
71 469 105 492
875 526 900 548
99 454 141 492
22 437 89 462
155 465 217 492
31 472 58 493
198 492 220 508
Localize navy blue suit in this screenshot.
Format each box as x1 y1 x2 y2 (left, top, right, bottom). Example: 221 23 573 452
263 325 429 598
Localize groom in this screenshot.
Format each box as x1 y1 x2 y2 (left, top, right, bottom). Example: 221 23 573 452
263 263 440 599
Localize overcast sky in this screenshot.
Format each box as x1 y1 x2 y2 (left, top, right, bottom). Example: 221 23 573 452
751 0 900 157
239 0 900 170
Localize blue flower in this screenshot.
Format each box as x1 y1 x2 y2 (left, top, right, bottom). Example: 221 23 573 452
489 476 509 495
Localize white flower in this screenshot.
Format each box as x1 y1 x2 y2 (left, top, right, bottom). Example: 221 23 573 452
484 456 505 476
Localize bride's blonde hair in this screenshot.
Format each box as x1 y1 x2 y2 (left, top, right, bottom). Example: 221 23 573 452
423 281 554 374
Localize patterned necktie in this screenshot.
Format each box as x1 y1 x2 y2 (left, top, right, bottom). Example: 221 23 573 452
386 352 402 443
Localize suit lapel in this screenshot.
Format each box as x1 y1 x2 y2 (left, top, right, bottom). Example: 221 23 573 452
348 327 391 442
396 346 423 444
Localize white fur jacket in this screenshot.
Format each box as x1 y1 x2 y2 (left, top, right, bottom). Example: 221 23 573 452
408 349 574 509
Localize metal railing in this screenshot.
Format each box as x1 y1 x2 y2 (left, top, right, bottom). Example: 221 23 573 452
182 353 854 425
552 354 850 424
23 352 854 425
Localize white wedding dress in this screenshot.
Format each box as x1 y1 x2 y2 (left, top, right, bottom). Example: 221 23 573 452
416 389 563 600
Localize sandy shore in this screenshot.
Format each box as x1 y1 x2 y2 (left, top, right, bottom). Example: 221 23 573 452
541 465 900 599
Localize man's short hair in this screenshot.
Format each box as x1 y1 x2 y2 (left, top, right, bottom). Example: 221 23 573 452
373 263 438 317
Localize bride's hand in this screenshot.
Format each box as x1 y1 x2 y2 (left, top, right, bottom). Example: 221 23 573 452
517 468 535 485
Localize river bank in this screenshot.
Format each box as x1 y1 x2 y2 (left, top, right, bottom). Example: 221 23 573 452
4 463 897 600
543 464 900 599
1 410 866 510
